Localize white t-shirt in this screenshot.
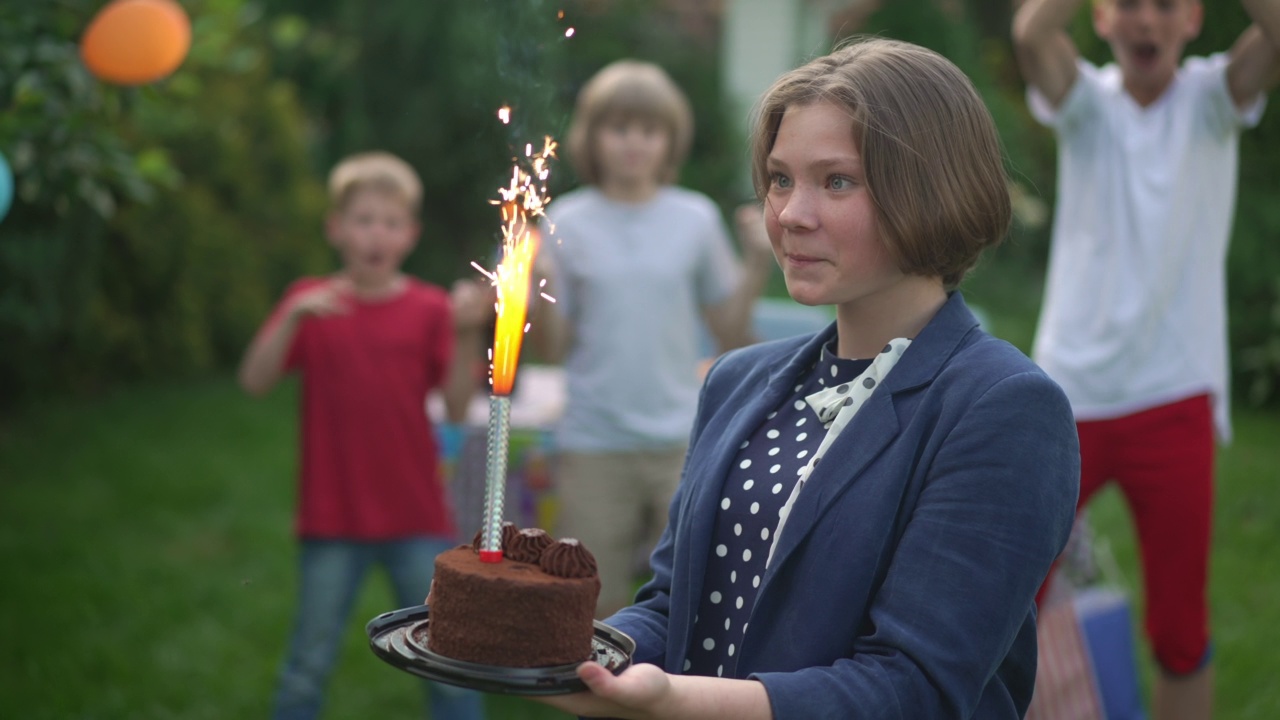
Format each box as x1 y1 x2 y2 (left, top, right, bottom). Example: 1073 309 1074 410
541 186 740 451
1028 54 1264 441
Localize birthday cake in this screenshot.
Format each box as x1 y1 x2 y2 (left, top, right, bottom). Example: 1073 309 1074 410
426 524 601 667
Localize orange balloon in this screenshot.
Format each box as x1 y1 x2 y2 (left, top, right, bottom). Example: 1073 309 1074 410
81 0 192 86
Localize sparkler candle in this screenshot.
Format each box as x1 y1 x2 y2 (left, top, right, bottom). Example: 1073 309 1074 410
475 135 557 563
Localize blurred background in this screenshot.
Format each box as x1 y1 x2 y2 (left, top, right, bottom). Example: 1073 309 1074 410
1 0 1277 718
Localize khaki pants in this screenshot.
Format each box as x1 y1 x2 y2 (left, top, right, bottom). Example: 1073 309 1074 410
554 446 687 618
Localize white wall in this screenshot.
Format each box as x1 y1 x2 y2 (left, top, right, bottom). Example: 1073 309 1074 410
721 0 859 193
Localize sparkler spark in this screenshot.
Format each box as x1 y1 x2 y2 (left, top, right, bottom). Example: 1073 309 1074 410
497 106 511 124
478 127 559 562
484 134 558 396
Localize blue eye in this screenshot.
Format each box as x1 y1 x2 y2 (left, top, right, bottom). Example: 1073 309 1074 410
829 176 854 190
770 173 792 189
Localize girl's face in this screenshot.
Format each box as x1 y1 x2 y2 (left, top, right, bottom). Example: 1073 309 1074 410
594 115 670 188
764 101 903 311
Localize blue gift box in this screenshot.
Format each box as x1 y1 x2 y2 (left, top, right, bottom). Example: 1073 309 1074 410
1073 587 1146 720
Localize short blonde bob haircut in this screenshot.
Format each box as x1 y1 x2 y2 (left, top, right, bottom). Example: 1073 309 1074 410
751 38 1011 289
327 151 423 215
567 60 695 186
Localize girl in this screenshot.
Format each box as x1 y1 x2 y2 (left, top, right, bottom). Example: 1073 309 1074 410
539 38 1080 720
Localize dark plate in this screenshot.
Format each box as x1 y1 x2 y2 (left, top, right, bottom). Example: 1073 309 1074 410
366 605 635 696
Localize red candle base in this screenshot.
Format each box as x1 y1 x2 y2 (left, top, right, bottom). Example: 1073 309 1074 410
478 549 503 564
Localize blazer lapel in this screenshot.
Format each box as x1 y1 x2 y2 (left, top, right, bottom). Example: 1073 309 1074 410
756 293 981 593
669 325 836 667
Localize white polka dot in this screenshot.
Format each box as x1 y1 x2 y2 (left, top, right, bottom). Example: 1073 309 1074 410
797 450 809 459
772 483 783 494
753 575 761 588
766 411 777 420
742 549 752 562
728 644 736 656
761 527 770 540
742 623 748 634
734 523 742 535
721 497 731 510
724 618 731 630
796 417 806 427
793 400 806 411
736 596 744 609
716 544 727 557
769 464 781 474
793 383 802 392
743 479 754 491
768 447 780 456
739 459 752 469
684 659 691 671
703 638 715 650
739 440 750 449
717 664 724 677
730 570 737 582
710 591 722 604
750 502 760 515
830 365 839 377
767 429 780 439
796 432 808 442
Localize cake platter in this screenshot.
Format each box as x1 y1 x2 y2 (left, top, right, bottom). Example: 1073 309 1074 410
367 605 635 696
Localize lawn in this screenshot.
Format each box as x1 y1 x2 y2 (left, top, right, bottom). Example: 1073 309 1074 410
2 371 1278 719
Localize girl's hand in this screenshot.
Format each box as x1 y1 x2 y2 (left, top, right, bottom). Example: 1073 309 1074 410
536 662 674 719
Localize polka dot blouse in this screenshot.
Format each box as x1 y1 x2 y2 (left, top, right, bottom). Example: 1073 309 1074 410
684 338 872 678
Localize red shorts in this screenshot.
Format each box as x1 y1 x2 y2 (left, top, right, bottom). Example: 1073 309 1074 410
1075 394 1215 675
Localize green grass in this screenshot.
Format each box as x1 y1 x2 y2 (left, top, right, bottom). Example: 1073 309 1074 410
0 378 569 720
2 371 1278 718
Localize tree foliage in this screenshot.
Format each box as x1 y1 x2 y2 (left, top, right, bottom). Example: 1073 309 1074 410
2 0 1276 409
0 0 326 407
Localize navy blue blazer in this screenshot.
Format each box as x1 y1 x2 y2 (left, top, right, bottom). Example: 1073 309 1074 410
608 293 1080 719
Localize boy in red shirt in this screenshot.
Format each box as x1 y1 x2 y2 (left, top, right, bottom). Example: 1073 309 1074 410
239 152 486 720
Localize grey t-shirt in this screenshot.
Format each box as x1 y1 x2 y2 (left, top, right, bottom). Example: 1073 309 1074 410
542 186 741 452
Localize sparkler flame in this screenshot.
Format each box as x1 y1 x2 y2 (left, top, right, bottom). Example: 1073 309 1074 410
476 133 557 397
476 114 558 562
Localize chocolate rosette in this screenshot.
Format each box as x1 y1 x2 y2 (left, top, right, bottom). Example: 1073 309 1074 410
506 527 554 564
538 538 598 579
470 521 521 553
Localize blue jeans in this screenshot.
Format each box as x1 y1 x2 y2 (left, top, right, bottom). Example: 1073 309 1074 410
272 537 485 720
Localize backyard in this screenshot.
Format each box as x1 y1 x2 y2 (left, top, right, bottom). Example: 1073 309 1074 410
2 356 1278 718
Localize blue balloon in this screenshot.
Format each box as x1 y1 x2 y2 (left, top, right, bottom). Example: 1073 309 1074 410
0 152 12 223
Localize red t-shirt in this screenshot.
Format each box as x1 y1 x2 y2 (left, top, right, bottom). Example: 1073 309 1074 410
261 276 456 540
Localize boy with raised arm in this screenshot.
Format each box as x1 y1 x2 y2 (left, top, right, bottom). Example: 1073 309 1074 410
1012 1 1280 717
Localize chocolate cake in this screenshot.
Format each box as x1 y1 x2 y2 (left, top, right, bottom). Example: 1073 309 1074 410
426 526 601 667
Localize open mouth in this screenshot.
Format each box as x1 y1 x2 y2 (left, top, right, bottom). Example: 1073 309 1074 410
1132 42 1159 66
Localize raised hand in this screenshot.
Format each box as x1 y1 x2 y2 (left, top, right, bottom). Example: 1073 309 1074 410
450 278 497 332
288 277 352 321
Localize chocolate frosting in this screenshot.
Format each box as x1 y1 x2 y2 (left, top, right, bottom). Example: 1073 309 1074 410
538 538 598 579
506 528 554 564
470 521 521 553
